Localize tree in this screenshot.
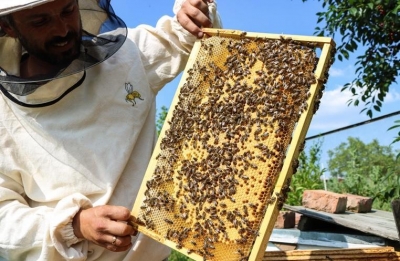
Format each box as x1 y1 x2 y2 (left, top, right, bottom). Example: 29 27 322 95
328 137 396 178
327 137 400 210
156 106 169 137
301 0 399 118
286 140 325 206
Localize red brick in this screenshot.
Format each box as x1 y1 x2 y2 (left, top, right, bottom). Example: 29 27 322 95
346 193 373 213
302 190 347 214
274 211 295 228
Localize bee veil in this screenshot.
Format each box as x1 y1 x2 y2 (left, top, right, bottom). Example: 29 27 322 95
0 0 127 107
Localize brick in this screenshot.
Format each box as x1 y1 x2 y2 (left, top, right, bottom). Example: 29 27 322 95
346 193 373 213
297 215 317 231
274 211 295 228
302 190 347 214
295 213 302 227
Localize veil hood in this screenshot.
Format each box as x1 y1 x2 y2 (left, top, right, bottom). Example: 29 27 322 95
0 0 127 107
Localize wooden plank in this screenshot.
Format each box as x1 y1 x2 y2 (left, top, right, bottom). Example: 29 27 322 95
357 209 396 220
285 205 400 241
269 229 386 248
392 199 400 242
201 28 335 47
263 247 400 261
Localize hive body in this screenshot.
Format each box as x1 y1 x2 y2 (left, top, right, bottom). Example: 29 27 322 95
132 29 335 261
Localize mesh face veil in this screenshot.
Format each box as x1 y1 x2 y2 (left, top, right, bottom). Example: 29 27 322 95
0 0 127 107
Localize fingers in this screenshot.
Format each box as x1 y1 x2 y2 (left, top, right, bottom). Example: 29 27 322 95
97 206 137 236
73 206 138 252
97 205 132 222
108 217 136 236
177 0 214 38
104 235 133 252
97 207 137 237
102 217 136 252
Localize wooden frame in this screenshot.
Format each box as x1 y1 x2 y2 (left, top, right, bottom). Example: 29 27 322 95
131 28 336 261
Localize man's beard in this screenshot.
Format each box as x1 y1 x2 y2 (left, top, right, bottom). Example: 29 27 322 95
16 29 82 67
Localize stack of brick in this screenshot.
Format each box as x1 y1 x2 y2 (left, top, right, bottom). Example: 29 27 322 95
274 190 373 229
302 190 373 214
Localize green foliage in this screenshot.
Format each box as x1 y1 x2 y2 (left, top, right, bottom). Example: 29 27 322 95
156 106 169 137
327 137 400 211
286 140 325 206
302 0 400 118
327 137 395 178
388 119 400 159
168 250 193 261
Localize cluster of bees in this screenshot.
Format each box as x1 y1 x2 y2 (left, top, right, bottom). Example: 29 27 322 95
137 33 330 261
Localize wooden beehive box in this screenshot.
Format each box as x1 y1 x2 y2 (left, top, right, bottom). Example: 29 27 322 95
263 247 400 261
131 28 336 261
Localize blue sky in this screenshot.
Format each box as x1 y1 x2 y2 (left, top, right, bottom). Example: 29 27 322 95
111 1 400 172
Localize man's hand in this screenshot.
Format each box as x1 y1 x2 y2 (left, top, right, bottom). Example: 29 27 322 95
72 206 137 252
177 0 214 38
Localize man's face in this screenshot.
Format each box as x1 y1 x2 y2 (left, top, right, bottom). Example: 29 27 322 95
7 0 82 66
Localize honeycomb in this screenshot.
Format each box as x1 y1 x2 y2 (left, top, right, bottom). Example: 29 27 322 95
132 29 335 261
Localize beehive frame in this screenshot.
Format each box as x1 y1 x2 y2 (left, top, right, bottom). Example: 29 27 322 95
131 28 335 261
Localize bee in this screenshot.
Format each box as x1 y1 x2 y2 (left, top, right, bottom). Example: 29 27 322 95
237 249 245 257
125 83 143 106
164 218 174 225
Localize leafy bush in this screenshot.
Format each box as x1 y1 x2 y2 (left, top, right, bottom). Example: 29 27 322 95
168 250 193 261
286 140 325 206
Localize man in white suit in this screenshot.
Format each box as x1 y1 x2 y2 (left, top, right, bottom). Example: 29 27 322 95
0 0 221 260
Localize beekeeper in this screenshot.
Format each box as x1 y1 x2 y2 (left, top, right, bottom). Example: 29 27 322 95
0 0 221 260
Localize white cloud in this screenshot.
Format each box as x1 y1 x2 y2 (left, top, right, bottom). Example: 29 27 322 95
329 67 345 77
328 65 355 78
384 89 400 103
308 85 400 134
317 88 358 114
309 86 367 132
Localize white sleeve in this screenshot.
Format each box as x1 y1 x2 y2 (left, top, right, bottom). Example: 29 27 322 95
0 174 92 261
51 194 93 258
128 0 222 93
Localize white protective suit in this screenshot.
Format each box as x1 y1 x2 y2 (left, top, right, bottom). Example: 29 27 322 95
0 0 221 260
